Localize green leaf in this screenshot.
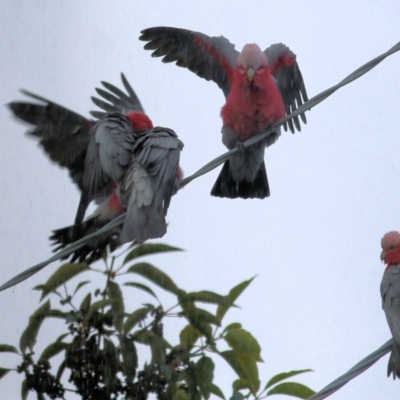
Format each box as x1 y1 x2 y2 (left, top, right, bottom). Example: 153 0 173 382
233 378 252 392
33 284 48 292
39 341 68 362
264 369 313 390
224 328 263 362
121 336 137 385
0 344 18 354
103 338 118 394
39 262 89 300
108 281 125 332
124 282 159 300
148 333 166 365
217 277 255 322
223 323 242 333
73 280 90 296
46 309 67 319
204 383 225 399
55 333 69 343
20 300 50 354
196 356 214 385
179 324 202 350
127 263 179 294
266 382 315 399
21 379 28 400
220 351 259 394
56 360 66 382
133 330 171 350
87 299 113 319
37 393 45 400
123 307 150 335
182 306 221 327
179 291 233 306
80 293 92 314
0 367 11 380
123 243 183 265
230 393 245 400
176 389 189 400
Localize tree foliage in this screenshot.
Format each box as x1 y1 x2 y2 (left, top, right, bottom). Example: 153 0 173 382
0 243 314 399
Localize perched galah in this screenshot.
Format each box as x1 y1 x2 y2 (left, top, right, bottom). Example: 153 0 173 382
81 111 183 244
140 27 308 199
380 230 400 379
8 74 183 261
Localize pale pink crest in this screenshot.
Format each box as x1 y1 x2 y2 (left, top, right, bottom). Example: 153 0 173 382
237 43 268 70
381 231 400 250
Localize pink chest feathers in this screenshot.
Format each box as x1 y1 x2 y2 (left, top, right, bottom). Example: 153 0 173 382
221 73 285 141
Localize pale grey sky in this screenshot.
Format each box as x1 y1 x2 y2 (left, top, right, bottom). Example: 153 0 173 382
1 1 400 399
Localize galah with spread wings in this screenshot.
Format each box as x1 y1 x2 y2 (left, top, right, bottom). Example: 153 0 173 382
140 27 308 199
8 74 183 262
380 230 400 379
81 111 183 244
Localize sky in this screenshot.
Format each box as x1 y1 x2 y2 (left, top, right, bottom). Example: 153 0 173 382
1 1 400 399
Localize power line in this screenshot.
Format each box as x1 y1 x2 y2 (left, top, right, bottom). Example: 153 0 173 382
1 41 399 294
307 339 392 400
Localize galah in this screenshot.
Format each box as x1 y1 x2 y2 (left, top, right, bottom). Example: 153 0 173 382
140 27 308 199
8 74 183 261
81 111 183 244
380 230 400 379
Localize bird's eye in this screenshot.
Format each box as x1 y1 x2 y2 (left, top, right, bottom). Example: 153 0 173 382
389 245 395 250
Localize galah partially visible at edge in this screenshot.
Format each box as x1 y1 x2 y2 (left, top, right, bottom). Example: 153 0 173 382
8 74 183 262
139 27 308 199
380 230 400 379
81 111 183 244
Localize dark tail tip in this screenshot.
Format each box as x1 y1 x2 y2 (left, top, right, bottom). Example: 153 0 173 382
210 161 270 199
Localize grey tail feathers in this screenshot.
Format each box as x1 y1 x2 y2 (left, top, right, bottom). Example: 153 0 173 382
210 160 270 199
387 342 400 379
50 216 120 264
120 202 167 244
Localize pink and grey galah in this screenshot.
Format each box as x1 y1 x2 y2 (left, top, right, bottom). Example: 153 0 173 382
139 27 308 199
8 74 183 262
380 230 400 379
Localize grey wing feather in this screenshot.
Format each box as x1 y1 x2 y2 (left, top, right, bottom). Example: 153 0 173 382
264 43 308 133
90 73 145 120
381 267 400 378
382 268 400 344
80 113 136 223
7 91 92 190
140 27 239 98
120 127 183 243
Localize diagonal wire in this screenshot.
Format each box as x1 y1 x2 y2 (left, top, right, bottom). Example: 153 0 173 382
307 339 393 400
1 41 399 293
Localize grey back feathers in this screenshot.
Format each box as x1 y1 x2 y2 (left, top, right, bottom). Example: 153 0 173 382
82 113 183 244
121 127 183 243
381 265 400 378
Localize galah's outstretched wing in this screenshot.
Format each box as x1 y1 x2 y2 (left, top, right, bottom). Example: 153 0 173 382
264 44 308 133
7 73 142 192
78 113 136 224
139 27 239 98
8 92 91 190
90 73 145 120
120 127 183 243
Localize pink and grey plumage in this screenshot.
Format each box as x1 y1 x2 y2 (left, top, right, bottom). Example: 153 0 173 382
82 111 183 244
140 27 308 199
380 231 400 379
8 74 183 261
